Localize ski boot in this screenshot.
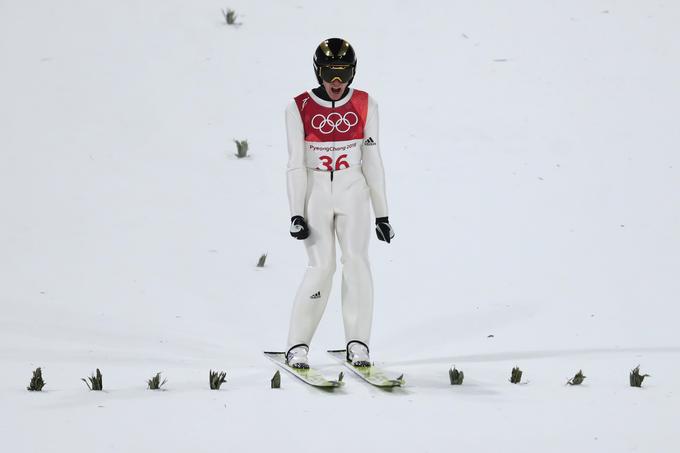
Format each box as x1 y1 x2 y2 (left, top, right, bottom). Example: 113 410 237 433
346 341 371 367
286 344 310 369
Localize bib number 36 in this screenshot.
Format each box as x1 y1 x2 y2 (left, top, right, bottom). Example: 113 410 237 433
319 154 350 171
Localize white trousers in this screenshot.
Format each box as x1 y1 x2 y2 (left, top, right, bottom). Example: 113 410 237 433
287 166 374 350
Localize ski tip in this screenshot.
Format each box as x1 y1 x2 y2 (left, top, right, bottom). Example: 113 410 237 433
314 378 344 388
263 351 285 355
327 349 347 353
390 374 405 386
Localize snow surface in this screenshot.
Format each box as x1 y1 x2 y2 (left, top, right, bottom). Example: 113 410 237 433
1 0 679 452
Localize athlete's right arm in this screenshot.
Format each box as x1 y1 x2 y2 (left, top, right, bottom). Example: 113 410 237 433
285 101 307 218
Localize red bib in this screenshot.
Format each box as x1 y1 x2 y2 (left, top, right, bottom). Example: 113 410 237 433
294 89 369 143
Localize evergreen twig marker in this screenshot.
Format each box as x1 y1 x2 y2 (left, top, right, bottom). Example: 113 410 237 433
27 367 46 391
449 366 464 385
210 370 227 390
82 368 103 391
630 365 650 388
271 370 281 389
257 253 267 267
510 366 523 384
147 372 167 390
234 139 248 158
566 370 586 386
222 9 237 25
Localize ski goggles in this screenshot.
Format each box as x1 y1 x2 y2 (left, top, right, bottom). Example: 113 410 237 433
318 64 354 83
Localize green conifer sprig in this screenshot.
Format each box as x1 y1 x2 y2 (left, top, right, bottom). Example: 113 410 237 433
222 9 237 25
147 372 167 390
27 367 46 391
234 139 248 158
630 365 650 388
271 370 281 389
82 368 103 391
510 366 523 384
210 370 227 390
257 253 267 267
567 370 586 386
449 366 464 385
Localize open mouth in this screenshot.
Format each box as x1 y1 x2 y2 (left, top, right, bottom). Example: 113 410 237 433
331 86 343 95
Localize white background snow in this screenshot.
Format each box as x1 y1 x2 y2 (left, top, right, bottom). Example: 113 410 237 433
1 0 679 451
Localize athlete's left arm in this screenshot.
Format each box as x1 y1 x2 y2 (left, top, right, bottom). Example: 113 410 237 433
361 96 389 219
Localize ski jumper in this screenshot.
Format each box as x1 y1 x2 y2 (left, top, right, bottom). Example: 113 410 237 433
285 88 389 351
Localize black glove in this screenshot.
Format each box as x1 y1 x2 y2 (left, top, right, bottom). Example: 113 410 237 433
375 217 395 243
290 215 310 240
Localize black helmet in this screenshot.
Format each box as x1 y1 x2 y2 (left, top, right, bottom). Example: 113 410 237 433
313 38 357 86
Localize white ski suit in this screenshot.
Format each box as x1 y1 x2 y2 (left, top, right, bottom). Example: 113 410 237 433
285 88 389 351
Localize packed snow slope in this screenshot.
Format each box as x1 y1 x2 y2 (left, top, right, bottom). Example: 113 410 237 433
1 1 679 452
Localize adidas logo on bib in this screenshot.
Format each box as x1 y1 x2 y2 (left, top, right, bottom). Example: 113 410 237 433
364 137 376 146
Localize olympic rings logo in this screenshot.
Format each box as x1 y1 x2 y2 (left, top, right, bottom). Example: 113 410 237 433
311 112 358 134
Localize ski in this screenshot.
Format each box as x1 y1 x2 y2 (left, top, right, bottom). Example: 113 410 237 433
263 351 344 388
327 349 404 387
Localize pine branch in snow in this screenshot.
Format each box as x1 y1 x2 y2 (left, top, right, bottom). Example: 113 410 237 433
27 367 46 391
510 366 523 384
82 368 103 391
567 370 586 386
222 9 237 25
210 370 227 390
630 365 650 388
234 139 249 158
271 370 281 388
257 253 267 267
449 366 464 385
147 372 167 390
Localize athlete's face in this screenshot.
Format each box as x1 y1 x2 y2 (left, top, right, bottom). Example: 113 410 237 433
322 79 348 101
